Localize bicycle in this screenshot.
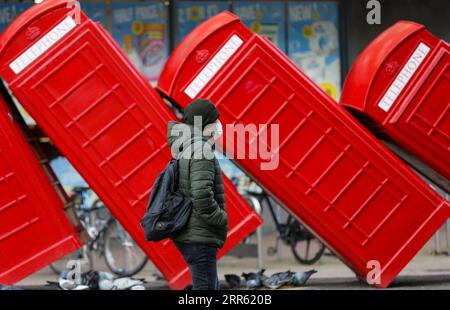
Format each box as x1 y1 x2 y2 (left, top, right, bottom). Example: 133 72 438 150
244 190 325 265
50 187 148 276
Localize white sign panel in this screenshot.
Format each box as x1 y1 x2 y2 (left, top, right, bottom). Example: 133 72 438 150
9 16 77 75
378 42 430 112
184 35 244 99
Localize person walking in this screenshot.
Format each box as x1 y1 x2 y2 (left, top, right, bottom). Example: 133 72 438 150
167 99 228 290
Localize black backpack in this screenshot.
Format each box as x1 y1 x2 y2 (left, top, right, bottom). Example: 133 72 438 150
140 158 192 242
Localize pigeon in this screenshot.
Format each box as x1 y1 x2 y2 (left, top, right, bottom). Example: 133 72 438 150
224 274 241 289
113 277 145 290
98 271 114 291
242 269 267 290
59 268 72 280
291 269 317 286
58 278 77 290
99 278 114 290
82 271 100 290
262 271 295 290
57 267 81 290
241 269 265 282
245 279 260 290
98 271 115 290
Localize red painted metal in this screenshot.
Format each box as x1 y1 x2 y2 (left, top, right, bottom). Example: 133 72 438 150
0 93 82 285
0 2 261 289
341 21 449 181
157 11 450 288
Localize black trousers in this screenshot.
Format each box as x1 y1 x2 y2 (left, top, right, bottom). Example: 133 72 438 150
175 242 219 290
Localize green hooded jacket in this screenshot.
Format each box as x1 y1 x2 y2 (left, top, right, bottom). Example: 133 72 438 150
167 121 228 248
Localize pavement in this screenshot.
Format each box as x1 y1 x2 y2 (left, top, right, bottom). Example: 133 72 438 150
15 233 450 290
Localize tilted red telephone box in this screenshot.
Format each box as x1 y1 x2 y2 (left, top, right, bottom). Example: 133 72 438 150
341 21 449 181
0 1 261 288
0 93 82 284
157 12 450 287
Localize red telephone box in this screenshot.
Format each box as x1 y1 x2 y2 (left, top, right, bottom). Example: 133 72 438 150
0 93 82 285
341 21 449 181
0 1 261 289
157 12 450 287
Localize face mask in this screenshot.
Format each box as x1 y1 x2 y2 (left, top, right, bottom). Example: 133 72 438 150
213 120 223 141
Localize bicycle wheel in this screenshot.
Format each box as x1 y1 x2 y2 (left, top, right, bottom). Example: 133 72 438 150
289 223 325 265
103 220 148 276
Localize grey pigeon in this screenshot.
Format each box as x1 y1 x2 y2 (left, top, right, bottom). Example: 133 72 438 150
241 269 265 282
245 279 260 290
99 278 114 290
291 269 317 286
58 267 80 290
59 268 72 280
263 271 295 290
224 274 241 289
58 278 77 290
98 271 115 290
242 269 267 290
113 277 145 290
82 271 100 290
